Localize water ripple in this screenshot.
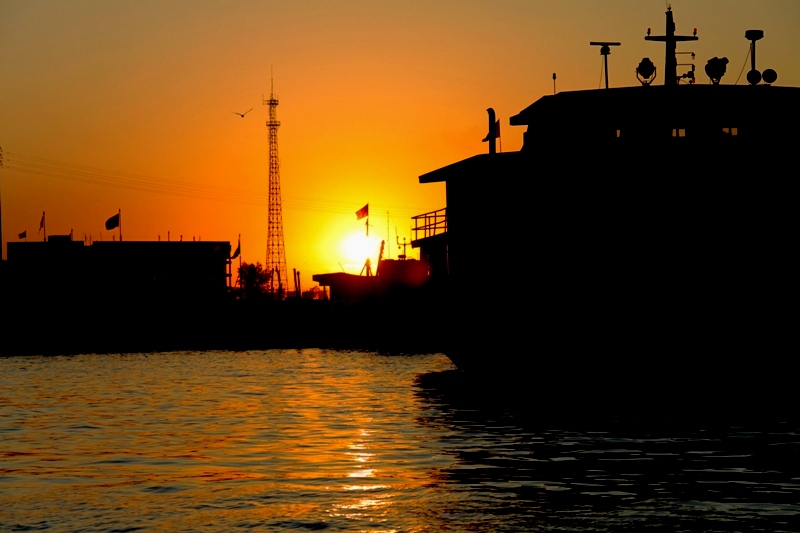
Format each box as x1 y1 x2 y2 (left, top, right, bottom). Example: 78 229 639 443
1 351 798 532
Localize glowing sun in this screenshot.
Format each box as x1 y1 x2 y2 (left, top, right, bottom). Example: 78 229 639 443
340 233 383 270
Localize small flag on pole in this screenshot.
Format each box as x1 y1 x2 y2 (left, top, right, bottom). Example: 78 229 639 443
482 120 500 141
38 212 45 233
105 212 120 230
18 230 26 239
231 236 241 259
356 203 369 220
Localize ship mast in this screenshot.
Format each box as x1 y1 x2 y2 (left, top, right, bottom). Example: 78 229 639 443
645 7 697 86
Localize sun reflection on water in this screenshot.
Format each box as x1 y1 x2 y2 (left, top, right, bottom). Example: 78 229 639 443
347 468 376 478
343 484 389 491
346 430 377 477
0 351 452 532
3 351 797 532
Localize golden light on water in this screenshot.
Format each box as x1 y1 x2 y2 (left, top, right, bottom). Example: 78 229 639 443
347 469 376 478
331 496 392 522
6 350 796 530
347 431 377 476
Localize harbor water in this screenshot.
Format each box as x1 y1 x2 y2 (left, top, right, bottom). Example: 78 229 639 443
1 350 798 532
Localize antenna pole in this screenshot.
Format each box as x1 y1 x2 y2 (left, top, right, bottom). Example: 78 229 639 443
744 29 764 84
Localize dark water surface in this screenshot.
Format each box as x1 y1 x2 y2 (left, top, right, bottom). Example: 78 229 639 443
1 350 798 532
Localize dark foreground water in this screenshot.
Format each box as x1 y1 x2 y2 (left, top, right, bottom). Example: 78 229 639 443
1 350 798 532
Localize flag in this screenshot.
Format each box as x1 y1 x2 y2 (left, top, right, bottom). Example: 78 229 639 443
356 203 369 220
38 212 45 233
18 230 26 239
105 212 120 230
231 237 241 259
482 120 500 142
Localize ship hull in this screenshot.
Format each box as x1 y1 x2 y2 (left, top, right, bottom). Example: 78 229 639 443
434 153 796 417
441 284 794 418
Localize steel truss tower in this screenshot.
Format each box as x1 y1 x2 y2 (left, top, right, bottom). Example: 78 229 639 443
263 78 288 298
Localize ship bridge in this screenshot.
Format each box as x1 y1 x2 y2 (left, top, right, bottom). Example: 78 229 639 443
512 84 800 149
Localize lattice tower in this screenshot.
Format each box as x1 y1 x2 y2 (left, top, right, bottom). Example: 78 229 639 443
263 79 288 297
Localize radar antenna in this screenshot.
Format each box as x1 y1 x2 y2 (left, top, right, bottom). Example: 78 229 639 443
590 42 621 89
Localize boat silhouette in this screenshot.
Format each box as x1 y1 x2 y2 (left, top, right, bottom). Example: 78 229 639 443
409 7 799 417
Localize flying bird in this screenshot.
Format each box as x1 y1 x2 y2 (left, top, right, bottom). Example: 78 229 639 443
232 108 253 118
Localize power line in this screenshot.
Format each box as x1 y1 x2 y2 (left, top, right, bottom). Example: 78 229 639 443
3 151 430 219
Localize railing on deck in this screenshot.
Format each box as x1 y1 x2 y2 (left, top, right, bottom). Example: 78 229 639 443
412 208 447 240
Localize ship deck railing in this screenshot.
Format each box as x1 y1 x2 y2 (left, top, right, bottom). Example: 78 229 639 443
412 208 447 240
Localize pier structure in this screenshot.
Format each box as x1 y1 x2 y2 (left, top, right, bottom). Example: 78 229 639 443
263 75 288 298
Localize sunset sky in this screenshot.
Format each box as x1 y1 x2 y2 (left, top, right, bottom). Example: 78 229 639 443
2 0 799 286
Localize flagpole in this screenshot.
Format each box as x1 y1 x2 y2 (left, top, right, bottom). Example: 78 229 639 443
118 209 122 242
43 211 46 242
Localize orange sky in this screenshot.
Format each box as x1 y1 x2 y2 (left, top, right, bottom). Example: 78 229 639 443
2 0 799 287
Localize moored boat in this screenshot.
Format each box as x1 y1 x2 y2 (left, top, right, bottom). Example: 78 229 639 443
410 8 799 416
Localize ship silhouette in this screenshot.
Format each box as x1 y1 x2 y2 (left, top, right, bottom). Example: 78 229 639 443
407 7 799 418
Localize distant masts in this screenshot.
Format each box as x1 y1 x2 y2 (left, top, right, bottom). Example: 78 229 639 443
263 71 288 298
590 42 620 89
